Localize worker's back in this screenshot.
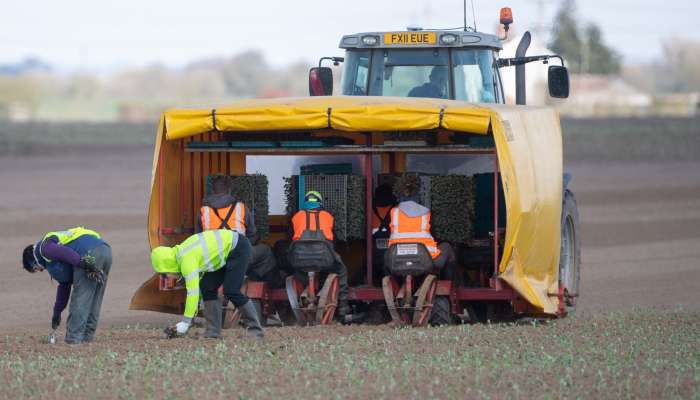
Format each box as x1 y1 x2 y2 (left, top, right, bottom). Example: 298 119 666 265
292 209 334 241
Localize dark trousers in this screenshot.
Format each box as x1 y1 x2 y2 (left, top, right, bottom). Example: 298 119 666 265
433 242 457 281
65 244 112 344
246 243 285 289
200 236 252 307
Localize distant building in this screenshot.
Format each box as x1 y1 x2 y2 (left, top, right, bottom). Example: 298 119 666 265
558 74 653 117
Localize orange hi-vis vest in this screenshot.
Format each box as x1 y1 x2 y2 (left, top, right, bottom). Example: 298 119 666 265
200 202 246 233
292 210 334 241
388 207 440 259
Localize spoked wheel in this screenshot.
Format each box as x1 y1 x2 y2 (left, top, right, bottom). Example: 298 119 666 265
315 273 339 325
382 276 403 325
412 274 437 327
286 276 307 326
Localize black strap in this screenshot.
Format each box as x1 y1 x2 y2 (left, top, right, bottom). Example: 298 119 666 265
214 204 236 230
304 210 322 232
373 206 392 230
379 207 393 231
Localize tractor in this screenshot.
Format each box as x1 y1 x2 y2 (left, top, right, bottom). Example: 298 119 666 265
130 7 581 327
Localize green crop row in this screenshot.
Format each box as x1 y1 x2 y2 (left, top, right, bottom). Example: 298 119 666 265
0 309 697 399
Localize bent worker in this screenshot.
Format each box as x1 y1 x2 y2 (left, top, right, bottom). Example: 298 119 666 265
21 227 111 344
150 229 263 339
198 175 284 288
388 176 457 279
290 191 363 323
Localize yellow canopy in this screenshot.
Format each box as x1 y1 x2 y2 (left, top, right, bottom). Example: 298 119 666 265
150 96 563 314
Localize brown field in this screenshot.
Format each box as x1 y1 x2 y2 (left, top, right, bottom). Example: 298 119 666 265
0 138 699 398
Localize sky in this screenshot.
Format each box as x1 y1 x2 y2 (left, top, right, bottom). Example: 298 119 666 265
0 0 697 73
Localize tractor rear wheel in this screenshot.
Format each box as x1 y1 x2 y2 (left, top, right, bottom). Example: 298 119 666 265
559 189 581 312
429 296 452 326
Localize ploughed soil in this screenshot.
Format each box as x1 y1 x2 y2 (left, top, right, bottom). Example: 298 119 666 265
0 145 699 399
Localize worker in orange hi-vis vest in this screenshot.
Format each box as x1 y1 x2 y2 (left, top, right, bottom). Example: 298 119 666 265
197 175 285 289
388 175 457 280
289 191 365 324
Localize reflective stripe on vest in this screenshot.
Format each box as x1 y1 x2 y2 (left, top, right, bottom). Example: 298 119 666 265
201 203 246 233
388 208 440 258
176 230 236 275
40 227 101 262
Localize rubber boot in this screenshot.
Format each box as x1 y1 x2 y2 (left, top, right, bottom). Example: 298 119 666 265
239 301 264 340
202 300 222 339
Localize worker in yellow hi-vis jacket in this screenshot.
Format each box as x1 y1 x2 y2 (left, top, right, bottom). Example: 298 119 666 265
150 229 263 339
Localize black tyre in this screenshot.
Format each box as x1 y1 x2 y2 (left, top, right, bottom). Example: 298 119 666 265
429 296 452 326
559 189 581 311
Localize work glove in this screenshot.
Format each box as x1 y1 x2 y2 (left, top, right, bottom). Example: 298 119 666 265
51 314 61 330
164 321 191 339
77 255 105 284
176 321 191 334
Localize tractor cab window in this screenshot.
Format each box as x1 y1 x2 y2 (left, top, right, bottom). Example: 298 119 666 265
370 49 450 98
452 48 496 103
341 50 370 95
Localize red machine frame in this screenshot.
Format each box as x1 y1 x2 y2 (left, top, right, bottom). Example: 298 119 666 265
155 140 569 320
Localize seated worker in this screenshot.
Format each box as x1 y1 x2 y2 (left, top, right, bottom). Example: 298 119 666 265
388 176 457 279
371 183 397 232
151 230 263 339
198 175 284 289
290 191 363 323
407 66 448 99
22 227 111 344
371 184 397 281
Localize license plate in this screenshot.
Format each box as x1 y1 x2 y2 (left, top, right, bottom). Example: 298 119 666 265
397 244 418 255
384 32 437 45
376 238 389 250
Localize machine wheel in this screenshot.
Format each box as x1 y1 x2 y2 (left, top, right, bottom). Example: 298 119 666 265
429 296 452 326
382 276 403 325
559 190 581 312
315 273 339 325
286 276 307 326
412 274 437 327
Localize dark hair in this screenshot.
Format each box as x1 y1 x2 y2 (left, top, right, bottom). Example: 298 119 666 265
22 245 36 272
374 183 397 207
211 175 232 195
396 175 421 198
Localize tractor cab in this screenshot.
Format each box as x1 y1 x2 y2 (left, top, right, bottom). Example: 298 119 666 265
310 9 570 104
337 29 504 103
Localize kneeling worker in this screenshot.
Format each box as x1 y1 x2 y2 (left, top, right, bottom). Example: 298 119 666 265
291 191 364 323
22 227 111 344
150 229 263 339
388 176 457 279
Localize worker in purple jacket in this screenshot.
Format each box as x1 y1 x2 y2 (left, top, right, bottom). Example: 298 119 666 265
22 227 111 344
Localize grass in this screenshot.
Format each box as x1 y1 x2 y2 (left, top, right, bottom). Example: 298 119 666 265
0 310 698 399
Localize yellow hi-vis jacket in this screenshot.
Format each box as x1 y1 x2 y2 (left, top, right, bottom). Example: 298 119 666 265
151 230 239 321
40 227 101 262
